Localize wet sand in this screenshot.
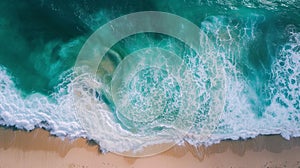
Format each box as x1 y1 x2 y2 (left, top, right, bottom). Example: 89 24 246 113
1 127 300 168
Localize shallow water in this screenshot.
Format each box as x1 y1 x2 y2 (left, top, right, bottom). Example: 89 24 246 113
0 0 299 154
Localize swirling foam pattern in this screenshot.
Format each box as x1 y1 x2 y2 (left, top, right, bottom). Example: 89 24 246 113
0 0 299 157
73 11 225 156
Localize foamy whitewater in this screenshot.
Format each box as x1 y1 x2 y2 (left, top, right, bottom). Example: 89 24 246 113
0 0 299 153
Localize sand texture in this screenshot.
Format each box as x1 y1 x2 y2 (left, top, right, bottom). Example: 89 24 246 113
1 127 300 168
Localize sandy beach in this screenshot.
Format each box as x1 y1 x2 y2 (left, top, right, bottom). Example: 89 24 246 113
0 127 300 168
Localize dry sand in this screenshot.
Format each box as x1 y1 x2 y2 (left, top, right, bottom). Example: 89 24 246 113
1 127 300 168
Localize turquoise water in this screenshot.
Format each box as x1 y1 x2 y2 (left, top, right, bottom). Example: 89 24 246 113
0 0 299 153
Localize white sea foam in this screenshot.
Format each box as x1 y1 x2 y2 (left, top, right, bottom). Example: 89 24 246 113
185 18 300 145
0 66 183 153
0 21 299 154
0 67 84 138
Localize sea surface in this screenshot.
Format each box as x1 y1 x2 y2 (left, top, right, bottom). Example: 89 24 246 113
0 0 299 154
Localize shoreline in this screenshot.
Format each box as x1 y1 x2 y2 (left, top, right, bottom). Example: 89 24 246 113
1 127 300 167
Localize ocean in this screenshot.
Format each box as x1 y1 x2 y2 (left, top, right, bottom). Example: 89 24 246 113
0 0 299 156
